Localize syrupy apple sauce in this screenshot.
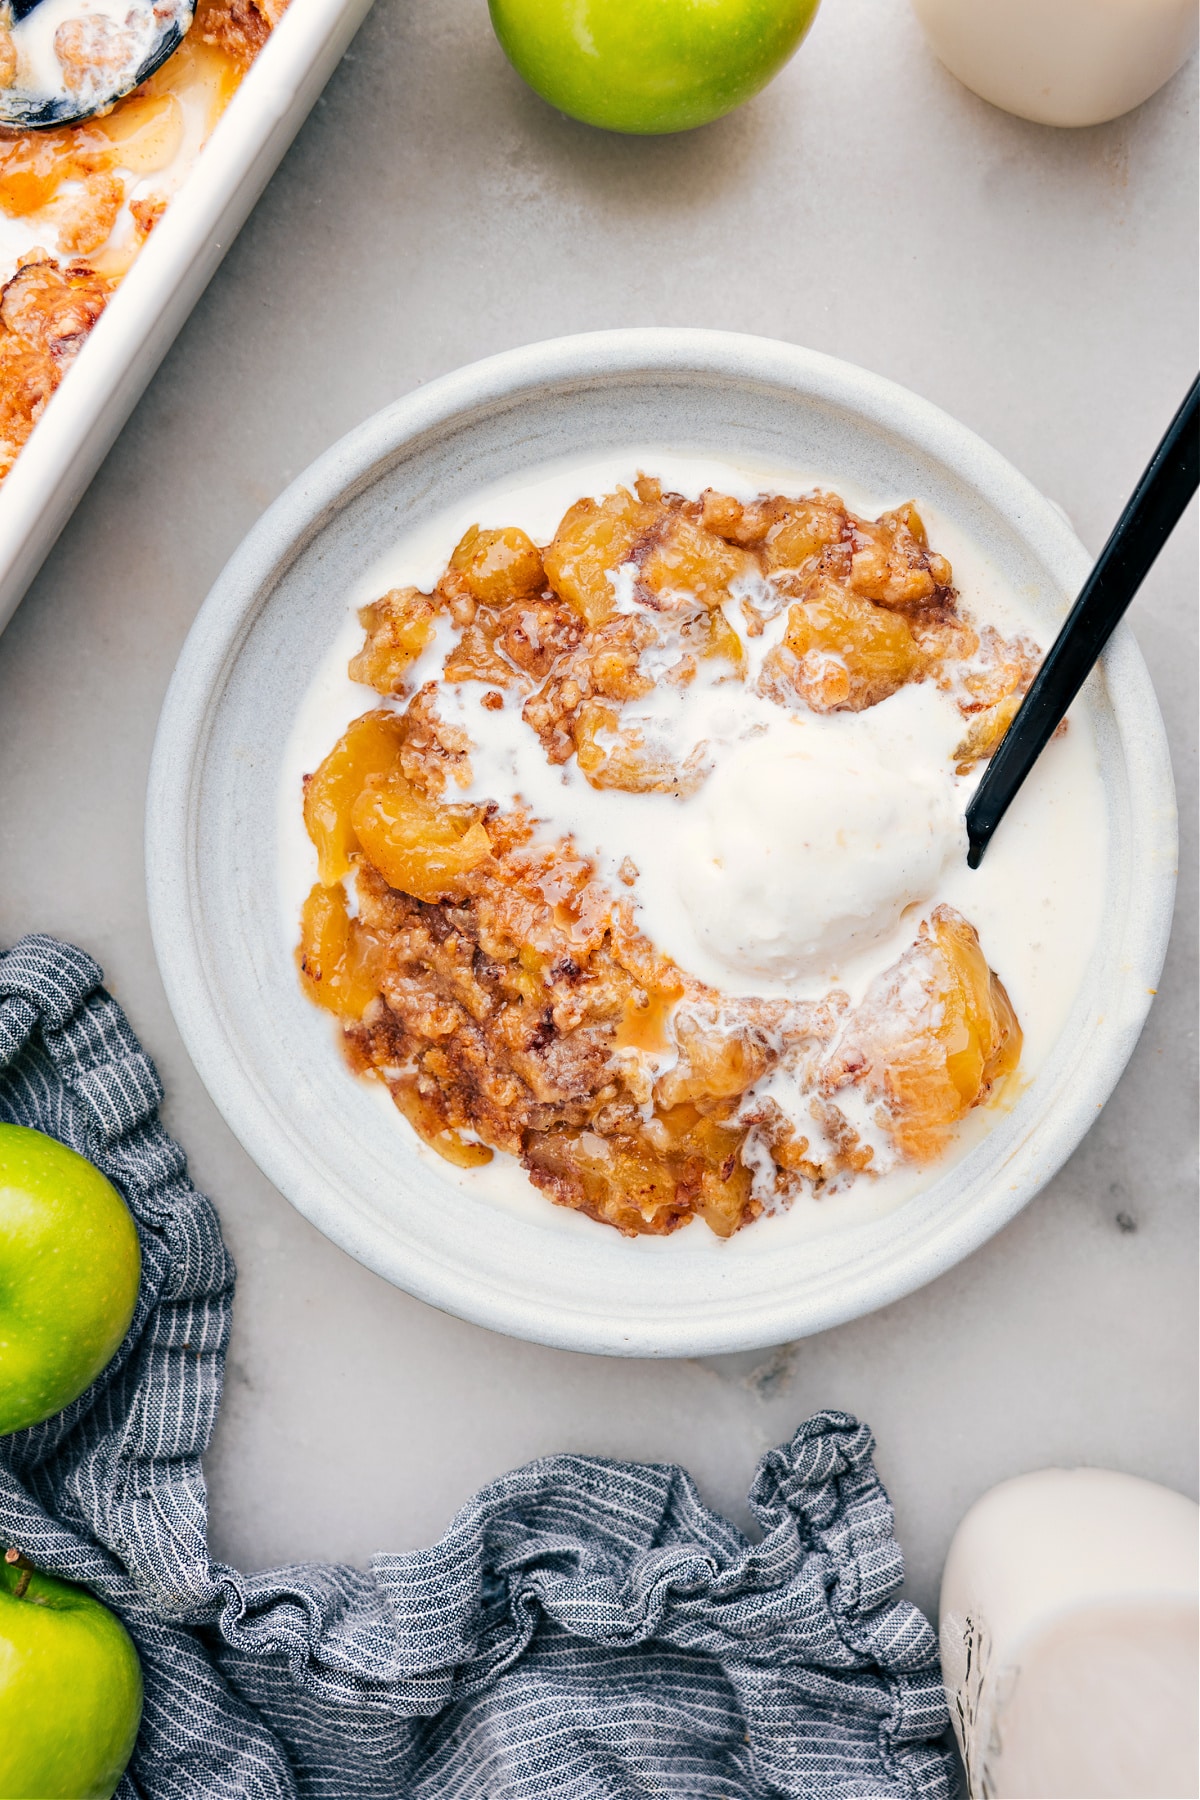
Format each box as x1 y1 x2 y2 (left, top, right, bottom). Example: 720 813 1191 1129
0 0 285 483
296 477 1036 1239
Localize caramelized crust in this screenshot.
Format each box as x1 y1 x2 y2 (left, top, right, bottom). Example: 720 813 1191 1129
193 0 281 67
0 254 108 354
297 480 1033 1236
0 255 109 476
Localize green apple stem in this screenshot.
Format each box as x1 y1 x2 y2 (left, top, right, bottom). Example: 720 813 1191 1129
4 1547 34 1598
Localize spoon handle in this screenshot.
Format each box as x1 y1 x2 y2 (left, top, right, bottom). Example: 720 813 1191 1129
966 375 1199 868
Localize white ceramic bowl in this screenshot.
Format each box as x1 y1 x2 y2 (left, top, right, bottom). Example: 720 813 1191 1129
146 329 1177 1357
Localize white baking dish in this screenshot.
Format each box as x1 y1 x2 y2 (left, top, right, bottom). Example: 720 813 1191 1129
0 0 375 638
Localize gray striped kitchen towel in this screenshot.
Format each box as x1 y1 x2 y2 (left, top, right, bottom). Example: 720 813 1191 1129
0 934 957 1800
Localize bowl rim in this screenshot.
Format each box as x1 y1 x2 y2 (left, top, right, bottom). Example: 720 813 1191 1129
146 327 1178 1355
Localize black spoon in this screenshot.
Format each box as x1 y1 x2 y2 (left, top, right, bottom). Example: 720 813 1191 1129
0 0 193 130
966 375 1199 869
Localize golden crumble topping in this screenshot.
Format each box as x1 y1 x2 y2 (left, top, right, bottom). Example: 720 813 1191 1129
297 478 1031 1238
0 255 109 476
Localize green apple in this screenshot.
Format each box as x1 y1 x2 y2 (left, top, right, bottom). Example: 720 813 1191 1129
488 0 822 135
0 1554 142 1799
0 1125 140 1436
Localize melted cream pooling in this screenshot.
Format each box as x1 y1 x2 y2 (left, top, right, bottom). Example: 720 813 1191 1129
11 0 189 112
0 27 242 282
278 450 1110 1248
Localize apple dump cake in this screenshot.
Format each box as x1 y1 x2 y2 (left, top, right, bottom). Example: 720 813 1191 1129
0 0 284 482
294 473 1044 1239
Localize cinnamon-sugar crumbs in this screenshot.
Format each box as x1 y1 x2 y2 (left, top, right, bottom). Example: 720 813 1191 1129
130 192 168 238
296 479 1032 1238
193 0 279 67
57 172 125 256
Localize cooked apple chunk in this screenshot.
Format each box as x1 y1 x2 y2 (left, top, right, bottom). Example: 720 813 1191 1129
443 523 546 607
303 709 409 885
349 588 439 696
543 487 656 626
762 580 931 712
573 700 709 796
297 883 380 1021
351 777 492 903
845 906 1022 1162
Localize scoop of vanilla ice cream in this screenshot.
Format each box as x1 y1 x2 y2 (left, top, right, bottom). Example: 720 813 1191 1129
676 690 965 981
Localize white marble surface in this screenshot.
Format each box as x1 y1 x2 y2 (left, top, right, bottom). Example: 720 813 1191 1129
0 0 1195 1622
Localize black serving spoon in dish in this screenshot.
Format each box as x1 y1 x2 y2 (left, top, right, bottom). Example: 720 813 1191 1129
0 0 193 129
966 375 1199 868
